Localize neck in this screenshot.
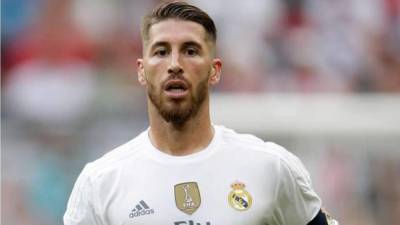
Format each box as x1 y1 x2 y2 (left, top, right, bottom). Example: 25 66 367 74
148 99 214 156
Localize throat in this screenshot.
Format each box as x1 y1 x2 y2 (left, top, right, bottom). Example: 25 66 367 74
148 121 214 156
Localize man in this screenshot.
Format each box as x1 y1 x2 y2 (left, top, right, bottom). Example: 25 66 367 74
64 1 338 225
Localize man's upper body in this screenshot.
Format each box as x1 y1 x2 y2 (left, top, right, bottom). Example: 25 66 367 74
64 1 338 225
64 125 322 225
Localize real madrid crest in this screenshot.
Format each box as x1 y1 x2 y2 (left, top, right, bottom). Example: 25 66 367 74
228 181 252 211
174 182 201 215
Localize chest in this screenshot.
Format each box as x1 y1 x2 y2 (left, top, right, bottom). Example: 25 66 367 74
96 159 277 225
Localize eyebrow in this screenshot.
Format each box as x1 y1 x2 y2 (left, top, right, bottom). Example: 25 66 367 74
149 41 203 51
181 41 202 50
149 41 169 52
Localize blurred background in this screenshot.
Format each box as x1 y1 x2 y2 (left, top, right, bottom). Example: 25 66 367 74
1 0 400 224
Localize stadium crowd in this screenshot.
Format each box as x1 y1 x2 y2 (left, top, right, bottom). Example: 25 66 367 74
2 0 400 224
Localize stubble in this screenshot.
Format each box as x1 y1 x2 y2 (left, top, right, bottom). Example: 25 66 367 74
148 76 209 126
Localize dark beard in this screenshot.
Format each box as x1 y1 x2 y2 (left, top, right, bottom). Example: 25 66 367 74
148 77 208 126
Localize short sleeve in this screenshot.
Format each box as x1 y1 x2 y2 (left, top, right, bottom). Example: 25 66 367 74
64 164 100 225
270 146 322 225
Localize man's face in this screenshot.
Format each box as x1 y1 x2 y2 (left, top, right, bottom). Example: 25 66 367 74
137 19 221 124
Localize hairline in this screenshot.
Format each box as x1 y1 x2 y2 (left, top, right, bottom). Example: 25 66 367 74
142 18 216 57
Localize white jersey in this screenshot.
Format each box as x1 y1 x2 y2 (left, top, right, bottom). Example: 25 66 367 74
64 125 321 225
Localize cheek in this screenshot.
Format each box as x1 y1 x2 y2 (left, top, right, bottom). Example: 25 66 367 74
185 59 212 79
147 57 165 67
144 60 166 83
145 59 162 74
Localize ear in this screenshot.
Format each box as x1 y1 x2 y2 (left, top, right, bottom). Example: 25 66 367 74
209 58 222 86
137 59 146 86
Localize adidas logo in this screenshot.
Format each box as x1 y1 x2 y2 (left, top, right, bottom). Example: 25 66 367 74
129 200 155 218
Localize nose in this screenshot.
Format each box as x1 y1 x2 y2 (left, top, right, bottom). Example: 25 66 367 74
167 52 183 75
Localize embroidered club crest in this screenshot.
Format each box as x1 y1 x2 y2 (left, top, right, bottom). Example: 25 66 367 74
174 182 201 215
228 181 253 211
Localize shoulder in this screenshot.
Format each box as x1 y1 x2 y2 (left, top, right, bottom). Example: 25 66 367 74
217 125 308 177
217 125 294 159
80 130 148 182
65 131 149 216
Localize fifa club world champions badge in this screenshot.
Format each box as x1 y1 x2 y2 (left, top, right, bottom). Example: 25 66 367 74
174 182 201 215
228 181 252 211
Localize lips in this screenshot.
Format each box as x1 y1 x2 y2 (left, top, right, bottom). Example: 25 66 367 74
163 79 189 99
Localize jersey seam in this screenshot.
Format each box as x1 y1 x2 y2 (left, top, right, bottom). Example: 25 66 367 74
279 157 321 224
89 146 144 182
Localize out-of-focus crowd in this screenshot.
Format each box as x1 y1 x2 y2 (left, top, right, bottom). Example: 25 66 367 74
2 0 400 224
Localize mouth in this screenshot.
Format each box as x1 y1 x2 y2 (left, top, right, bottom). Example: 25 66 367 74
163 79 189 99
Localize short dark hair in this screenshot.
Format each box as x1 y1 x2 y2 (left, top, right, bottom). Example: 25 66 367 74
141 1 217 44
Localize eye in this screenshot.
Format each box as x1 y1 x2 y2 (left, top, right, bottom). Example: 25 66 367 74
185 48 198 56
154 48 168 57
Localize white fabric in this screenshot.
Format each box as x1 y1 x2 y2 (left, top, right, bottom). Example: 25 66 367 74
64 125 321 225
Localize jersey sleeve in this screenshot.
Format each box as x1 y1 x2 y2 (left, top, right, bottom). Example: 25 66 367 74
269 144 322 225
64 164 100 225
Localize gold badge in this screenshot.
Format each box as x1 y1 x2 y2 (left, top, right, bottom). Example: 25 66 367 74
174 182 201 215
228 181 252 211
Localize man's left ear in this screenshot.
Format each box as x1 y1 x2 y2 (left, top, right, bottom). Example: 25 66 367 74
209 58 222 85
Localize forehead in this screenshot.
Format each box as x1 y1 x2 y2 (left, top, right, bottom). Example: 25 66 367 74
147 19 208 47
